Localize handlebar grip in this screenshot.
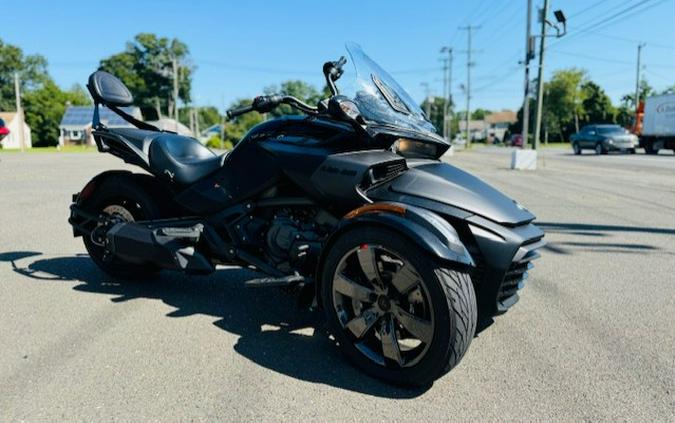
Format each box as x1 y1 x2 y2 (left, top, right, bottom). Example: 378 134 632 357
336 56 347 67
226 104 254 119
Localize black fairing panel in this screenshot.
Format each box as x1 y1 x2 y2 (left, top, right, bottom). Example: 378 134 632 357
375 160 534 225
174 115 359 214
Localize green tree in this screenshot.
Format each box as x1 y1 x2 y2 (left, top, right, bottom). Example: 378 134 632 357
99 33 192 119
23 80 92 146
580 81 615 125
620 79 653 109
420 96 452 134
178 106 222 133
222 98 264 145
0 38 49 112
616 79 653 127
542 68 588 141
471 108 491 120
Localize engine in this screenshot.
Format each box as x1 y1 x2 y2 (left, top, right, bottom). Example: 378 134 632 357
240 208 336 275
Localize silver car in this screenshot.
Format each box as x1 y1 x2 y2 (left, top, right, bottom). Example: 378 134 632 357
570 124 638 155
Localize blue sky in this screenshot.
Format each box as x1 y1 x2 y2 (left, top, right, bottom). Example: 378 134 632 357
4 0 675 112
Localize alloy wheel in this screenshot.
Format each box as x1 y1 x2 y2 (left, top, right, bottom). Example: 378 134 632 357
331 244 434 368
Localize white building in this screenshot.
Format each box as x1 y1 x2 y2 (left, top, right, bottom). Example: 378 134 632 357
0 112 32 149
59 105 142 147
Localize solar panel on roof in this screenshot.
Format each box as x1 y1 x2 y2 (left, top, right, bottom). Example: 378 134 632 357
59 106 140 127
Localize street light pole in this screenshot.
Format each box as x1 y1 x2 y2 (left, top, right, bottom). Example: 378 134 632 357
522 0 533 148
459 25 480 147
532 0 549 151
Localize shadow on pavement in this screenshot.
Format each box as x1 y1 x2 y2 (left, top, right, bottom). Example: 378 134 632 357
538 222 675 236
0 251 428 398
538 222 674 255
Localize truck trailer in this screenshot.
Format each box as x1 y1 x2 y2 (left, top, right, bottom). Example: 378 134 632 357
634 94 675 154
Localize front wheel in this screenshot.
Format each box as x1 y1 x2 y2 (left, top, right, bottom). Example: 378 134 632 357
321 227 477 387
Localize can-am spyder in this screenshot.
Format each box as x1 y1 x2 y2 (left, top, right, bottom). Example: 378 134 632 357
69 43 544 386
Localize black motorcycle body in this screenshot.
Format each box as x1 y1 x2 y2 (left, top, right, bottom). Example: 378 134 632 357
69 44 543 386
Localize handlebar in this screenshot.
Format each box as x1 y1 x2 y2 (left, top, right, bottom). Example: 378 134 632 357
226 95 318 120
226 104 254 119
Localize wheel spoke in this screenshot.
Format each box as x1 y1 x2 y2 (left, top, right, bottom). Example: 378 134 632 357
390 264 420 294
391 303 433 344
356 245 381 286
334 273 376 303
380 316 403 366
345 307 382 339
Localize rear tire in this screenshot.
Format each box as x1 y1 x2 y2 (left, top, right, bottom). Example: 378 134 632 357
321 227 477 387
645 143 659 155
81 174 163 279
572 143 581 155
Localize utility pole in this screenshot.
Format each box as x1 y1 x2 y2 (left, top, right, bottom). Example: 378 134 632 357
172 56 179 132
459 25 480 147
220 94 226 150
522 0 534 148
440 57 448 139
635 43 646 110
194 107 200 137
532 0 549 151
421 82 432 118
440 47 453 140
14 72 26 152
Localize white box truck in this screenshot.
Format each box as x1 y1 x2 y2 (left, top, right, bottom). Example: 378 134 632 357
636 94 675 154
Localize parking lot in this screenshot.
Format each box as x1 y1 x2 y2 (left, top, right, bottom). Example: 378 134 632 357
1 148 673 421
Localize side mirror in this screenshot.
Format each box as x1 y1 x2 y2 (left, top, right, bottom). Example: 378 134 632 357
87 71 134 106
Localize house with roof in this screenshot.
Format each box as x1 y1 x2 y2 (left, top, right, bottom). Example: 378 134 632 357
58 105 142 147
458 110 517 143
0 112 32 149
485 110 517 142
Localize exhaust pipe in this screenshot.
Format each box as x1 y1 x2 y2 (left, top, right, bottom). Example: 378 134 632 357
105 222 214 274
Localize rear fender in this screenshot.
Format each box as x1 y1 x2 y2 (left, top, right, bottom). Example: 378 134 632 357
70 170 174 236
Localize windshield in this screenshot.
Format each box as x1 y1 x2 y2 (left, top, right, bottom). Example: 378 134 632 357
338 42 437 136
597 126 627 135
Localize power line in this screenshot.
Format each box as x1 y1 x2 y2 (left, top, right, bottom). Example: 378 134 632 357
549 49 675 69
567 0 616 19
585 31 675 50
550 0 667 48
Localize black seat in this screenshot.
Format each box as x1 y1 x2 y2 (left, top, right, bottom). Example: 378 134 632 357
148 133 223 185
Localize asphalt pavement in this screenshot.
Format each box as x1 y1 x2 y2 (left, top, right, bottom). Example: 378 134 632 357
1 147 673 421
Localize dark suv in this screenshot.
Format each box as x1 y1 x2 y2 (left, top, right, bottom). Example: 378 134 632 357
570 124 638 155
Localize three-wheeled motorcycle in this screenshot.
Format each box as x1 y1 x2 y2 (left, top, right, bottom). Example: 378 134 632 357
68 43 544 386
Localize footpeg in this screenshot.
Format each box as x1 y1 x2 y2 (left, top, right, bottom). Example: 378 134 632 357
245 273 305 288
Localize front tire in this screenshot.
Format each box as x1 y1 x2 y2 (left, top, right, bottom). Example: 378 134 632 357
81 174 163 279
573 142 581 155
321 227 477 387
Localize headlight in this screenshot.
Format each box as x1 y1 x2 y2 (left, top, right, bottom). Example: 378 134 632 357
393 138 439 158
607 139 614 144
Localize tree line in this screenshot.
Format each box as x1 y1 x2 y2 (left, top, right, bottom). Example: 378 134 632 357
0 34 325 148
3 34 671 147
